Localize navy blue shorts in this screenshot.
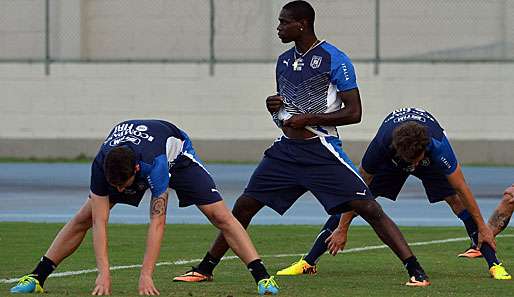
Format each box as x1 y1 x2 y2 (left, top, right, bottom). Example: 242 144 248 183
244 136 373 215
366 160 456 203
108 155 222 207
169 155 223 207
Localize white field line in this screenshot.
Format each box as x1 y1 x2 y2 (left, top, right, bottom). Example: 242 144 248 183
2 234 513 284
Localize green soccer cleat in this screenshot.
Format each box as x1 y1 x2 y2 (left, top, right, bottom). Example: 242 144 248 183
10 274 44 294
257 276 279 295
276 257 317 276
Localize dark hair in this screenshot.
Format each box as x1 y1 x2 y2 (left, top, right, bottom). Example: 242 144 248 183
392 121 429 162
283 1 315 30
103 146 136 187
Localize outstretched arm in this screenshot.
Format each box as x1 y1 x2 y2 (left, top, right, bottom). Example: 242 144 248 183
326 211 357 255
488 185 514 236
90 193 112 296
139 190 169 296
447 165 495 250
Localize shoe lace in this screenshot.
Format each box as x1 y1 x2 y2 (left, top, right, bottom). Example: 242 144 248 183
17 275 36 285
261 276 279 289
492 263 508 275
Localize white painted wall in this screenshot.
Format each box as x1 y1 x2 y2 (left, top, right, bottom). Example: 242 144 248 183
0 62 513 142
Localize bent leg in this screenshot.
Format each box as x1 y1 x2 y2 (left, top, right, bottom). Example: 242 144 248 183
198 199 262 264
45 198 114 264
349 199 413 260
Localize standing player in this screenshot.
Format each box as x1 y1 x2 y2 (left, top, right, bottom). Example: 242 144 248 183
277 108 511 281
174 1 430 287
9 120 278 295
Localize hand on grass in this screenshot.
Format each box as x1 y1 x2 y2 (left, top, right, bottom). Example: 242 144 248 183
92 273 111 295
139 274 160 296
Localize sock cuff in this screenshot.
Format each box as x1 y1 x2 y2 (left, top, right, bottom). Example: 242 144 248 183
41 256 57 270
457 209 472 221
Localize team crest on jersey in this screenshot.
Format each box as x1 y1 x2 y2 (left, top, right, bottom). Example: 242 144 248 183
310 55 322 69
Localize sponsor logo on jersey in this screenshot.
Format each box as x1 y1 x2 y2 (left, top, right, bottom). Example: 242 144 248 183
105 123 155 146
310 55 322 69
136 125 148 132
283 59 289 67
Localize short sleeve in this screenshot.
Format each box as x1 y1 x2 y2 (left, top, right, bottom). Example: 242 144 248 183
146 154 170 197
361 138 386 174
330 54 358 92
431 135 459 175
90 157 109 196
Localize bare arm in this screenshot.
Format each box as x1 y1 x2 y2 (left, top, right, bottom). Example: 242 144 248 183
447 164 495 249
138 190 169 296
283 89 363 128
326 212 357 255
488 185 514 236
90 192 112 296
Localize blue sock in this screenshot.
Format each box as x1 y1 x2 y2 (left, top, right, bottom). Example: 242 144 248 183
457 210 500 268
304 214 341 265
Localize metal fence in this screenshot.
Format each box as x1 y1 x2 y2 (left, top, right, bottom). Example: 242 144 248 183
1 0 513 74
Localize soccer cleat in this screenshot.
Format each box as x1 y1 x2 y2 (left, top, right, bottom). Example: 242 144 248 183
457 246 482 258
489 263 512 280
405 268 431 287
173 267 213 282
276 258 317 276
10 274 44 294
257 276 279 295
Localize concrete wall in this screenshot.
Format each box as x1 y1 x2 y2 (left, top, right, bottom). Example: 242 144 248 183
0 62 513 164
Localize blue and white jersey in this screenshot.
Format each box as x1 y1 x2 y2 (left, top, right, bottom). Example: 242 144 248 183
273 40 358 137
90 120 200 200
362 108 459 175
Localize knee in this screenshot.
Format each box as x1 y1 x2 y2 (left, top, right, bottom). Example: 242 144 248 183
209 210 236 230
352 200 383 221
69 215 92 232
231 195 262 226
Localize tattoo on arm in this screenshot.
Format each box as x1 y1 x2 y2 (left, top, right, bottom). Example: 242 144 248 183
150 192 168 218
489 210 512 233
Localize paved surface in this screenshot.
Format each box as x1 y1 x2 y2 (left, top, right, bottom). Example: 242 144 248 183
0 163 513 226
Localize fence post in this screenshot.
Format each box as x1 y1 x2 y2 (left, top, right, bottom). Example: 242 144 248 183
374 0 380 75
209 0 215 76
45 0 50 75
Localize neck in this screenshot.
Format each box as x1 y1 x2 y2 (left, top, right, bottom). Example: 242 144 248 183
294 34 318 53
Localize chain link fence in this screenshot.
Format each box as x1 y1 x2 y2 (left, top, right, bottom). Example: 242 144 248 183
1 0 513 67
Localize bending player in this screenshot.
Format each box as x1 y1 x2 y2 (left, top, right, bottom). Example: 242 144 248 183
277 108 511 281
10 119 278 295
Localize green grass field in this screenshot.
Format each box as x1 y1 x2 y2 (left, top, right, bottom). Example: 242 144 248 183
1 223 514 296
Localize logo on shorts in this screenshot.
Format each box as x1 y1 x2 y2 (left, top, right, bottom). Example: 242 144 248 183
310 55 322 69
356 189 367 196
211 189 219 193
